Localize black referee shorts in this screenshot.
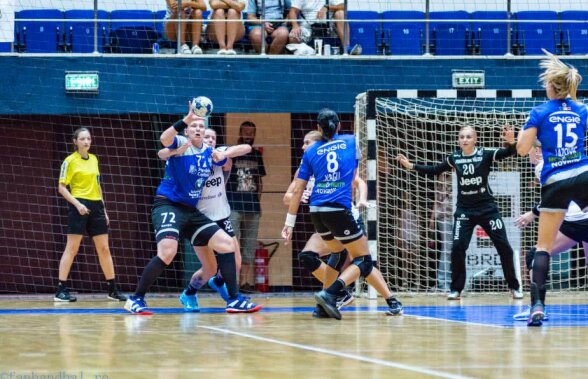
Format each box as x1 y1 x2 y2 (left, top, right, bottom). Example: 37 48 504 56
67 199 108 237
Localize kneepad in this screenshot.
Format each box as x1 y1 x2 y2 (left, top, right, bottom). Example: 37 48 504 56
327 249 348 272
298 251 322 272
352 255 373 277
526 247 536 271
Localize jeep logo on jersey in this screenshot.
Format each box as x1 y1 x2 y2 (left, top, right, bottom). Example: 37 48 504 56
205 177 222 187
460 176 482 186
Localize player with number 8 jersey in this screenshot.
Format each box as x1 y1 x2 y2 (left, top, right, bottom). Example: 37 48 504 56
282 109 403 319
396 125 522 301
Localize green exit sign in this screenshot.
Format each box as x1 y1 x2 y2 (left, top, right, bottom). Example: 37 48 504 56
452 72 485 88
65 72 99 93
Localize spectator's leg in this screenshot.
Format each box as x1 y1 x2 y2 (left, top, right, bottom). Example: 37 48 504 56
333 10 346 50
226 9 245 51
269 26 289 54
249 26 263 53
165 10 187 45
190 9 203 49
208 9 227 50
240 212 260 287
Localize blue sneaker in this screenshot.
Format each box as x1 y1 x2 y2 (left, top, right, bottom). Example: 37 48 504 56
335 288 354 310
179 290 200 312
124 295 153 315
208 276 229 301
385 297 403 316
226 295 263 313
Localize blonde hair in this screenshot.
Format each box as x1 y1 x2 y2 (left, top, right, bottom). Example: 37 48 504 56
304 130 322 142
539 49 583 100
459 125 477 137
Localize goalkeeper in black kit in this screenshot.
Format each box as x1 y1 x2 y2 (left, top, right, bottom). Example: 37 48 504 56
396 125 522 300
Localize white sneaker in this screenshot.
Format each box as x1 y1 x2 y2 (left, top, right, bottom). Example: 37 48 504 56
191 45 202 54
447 291 461 300
513 306 550 321
217 49 227 55
180 44 191 54
225 49 237 55
511 288 524 300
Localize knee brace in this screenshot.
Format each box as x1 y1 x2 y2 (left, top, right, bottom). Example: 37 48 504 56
327 249 348 272
352 255 374 277
298 251 322 272
526 247 537 271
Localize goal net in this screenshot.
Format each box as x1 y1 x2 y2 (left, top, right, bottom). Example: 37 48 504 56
355 90 588 295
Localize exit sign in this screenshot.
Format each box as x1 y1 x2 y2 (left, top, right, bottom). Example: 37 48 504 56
452 71 485 88
65 72 99 93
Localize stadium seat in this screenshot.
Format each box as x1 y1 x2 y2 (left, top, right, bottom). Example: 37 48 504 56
15 9 63 53
471 11 509 55
559 11 588 54
381 11 424 55
64 10 109 53
429 11 470 55
109 10 157 54
347 11 380 55
154 10 167 38
515 11 558 55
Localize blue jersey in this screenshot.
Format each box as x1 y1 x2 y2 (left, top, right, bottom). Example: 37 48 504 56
156 135 225 207
297 134 358 208
524 99 588 186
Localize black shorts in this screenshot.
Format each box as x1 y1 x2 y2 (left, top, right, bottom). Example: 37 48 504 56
540 172 588 211
560 218 588 243
152 198 220 246
310 209 364 244
215 217 235 238
67 199 108 237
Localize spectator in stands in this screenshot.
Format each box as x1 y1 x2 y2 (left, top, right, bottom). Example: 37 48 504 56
227 121 266 292
288 0 346 50
247 0 291 54
55 128 126 303
164 0 207 54
208 0 247 55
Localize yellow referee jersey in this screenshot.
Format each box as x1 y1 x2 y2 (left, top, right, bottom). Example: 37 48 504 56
59 151 102 201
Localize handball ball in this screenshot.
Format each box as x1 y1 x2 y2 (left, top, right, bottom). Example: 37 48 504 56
191 96 213 117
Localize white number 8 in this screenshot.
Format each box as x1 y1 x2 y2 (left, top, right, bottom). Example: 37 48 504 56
326 151 339 173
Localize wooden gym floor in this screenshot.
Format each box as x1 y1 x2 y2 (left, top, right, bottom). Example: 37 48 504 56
1 292 587 379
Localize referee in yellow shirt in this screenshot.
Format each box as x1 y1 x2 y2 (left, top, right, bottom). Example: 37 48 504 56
55 128 126 302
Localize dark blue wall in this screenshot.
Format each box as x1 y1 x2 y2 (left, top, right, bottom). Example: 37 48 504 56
1 56 583 115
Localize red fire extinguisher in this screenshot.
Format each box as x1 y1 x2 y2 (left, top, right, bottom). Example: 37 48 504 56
255 241 279 293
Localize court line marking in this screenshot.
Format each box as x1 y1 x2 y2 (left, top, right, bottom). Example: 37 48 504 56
403 314 508 329
199 325 476 379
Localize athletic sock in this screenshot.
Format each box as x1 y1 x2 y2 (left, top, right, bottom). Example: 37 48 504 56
106 279 117 292
531 251 550 304
216 253 238 299
185 273 207 295
213 274 225 286
135 256 167 298
326 278 345 296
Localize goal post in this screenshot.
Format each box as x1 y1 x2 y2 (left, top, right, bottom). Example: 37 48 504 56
354 89 588 296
